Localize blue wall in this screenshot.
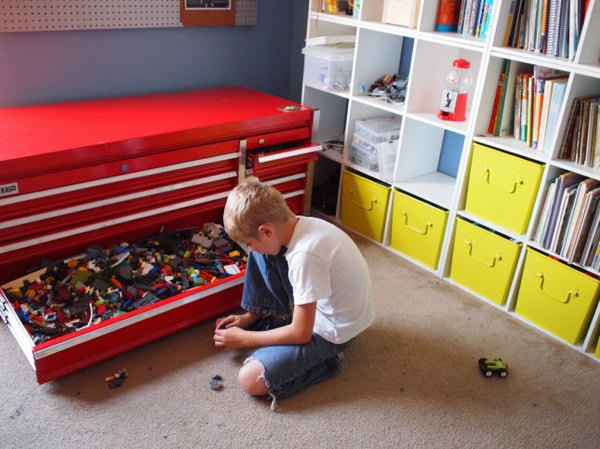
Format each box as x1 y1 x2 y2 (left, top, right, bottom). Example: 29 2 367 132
0 0 308 108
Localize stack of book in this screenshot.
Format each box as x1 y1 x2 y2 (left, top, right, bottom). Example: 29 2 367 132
455 0 496 37
534 172 600 270
488 63 567 151
503 0 590 60
557 94 600 168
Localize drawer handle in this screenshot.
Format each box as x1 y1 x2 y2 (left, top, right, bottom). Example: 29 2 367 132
401 212 432 235
483 167 524 194
349 189 377 211
535 272 578 304
464 240 502 268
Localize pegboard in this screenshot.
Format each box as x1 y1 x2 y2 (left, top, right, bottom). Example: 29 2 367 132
0 0 256 32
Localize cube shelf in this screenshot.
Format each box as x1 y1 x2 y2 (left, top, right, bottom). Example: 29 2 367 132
303 0 600 361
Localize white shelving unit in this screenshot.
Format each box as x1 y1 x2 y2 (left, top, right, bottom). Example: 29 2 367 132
302 0 600 361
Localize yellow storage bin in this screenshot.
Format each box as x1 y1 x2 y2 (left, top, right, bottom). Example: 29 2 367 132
515 248 600 345
595 336 600 358
390 190 448 269
341 170 390 242
449 217 521 305
465 143 543 234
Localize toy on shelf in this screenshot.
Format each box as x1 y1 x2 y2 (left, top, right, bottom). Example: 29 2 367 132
478 358 509 378
437 58 471 122
359 74 408 104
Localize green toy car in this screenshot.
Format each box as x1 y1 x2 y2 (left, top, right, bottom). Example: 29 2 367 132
478 358 509 378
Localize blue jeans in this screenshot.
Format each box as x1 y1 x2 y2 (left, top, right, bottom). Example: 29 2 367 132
241 250 353 401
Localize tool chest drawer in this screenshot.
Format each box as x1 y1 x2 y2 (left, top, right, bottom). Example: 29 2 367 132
0 86 316 384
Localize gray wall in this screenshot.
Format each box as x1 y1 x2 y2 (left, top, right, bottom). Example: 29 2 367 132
0 0 309 108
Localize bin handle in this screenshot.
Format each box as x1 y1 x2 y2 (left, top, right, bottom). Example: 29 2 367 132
464 240 502 268
535 272 578 304
482 167 523 194
401 212 432 235
349 189 377 211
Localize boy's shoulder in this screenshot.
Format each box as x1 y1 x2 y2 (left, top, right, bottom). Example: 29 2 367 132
288 216 350 251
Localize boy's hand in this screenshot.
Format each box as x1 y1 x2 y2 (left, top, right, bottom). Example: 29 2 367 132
214 327 251 350
215 312 258 330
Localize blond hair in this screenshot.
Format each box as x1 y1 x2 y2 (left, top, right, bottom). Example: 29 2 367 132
223 177 295 242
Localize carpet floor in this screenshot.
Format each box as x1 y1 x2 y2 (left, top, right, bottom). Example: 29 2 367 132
1 234 599 449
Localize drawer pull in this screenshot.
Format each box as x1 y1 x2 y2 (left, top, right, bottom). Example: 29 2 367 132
483 167 523 194
349 189 377 211
464 240 502 268
401 212 432 235
535 272 578 304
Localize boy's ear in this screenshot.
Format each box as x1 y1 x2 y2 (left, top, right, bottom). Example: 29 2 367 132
257 223 274 238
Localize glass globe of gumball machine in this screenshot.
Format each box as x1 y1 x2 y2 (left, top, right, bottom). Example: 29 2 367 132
437 59 471 122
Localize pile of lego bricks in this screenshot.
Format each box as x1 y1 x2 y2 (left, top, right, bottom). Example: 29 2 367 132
2 223 246 344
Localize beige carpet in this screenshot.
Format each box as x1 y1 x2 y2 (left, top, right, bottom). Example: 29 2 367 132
1 234 599 449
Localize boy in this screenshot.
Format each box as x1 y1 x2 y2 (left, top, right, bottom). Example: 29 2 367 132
214 177 374 408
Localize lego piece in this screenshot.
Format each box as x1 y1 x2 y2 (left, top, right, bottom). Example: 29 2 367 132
105 369 128 389
210 375 223 391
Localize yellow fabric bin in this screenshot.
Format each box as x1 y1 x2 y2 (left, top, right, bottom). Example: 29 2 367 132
465 143 543 234
515 248 600 345
390 190 448 269
341 170 390 242
595 336 600 358
449 217 521 305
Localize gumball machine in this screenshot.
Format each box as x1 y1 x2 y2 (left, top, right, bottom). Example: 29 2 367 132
437 59 471 122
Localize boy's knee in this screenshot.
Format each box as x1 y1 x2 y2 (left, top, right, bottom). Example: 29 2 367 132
238 360 268 396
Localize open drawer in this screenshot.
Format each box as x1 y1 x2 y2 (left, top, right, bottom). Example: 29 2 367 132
0 196 245 384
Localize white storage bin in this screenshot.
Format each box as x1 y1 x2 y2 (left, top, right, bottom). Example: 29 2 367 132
350 136 397 180
302 44 354 92
354 117 402 143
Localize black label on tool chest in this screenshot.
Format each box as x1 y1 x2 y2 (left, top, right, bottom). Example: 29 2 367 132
0 183 18 197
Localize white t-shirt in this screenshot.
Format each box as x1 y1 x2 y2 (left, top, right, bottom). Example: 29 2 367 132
284 216 374 344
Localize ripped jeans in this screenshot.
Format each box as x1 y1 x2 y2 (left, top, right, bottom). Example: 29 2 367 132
241 250 353 402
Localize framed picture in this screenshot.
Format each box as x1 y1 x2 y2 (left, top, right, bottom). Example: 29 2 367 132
185 1 232 10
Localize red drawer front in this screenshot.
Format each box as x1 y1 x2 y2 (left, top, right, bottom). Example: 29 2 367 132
245 127 310 150
0 172 237 245
247 143 320 177
31 278 243 384
0 139 240 197
0 192 230 284
284 191 306 215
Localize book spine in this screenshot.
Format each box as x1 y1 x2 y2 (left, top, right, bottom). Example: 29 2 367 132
436 0 461 32
532 78 545 149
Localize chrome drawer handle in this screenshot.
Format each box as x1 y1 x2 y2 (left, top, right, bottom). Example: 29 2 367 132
535 272 578 304
349 189 377 211
464 240 502 268
482 167 523 194
401 212 432 235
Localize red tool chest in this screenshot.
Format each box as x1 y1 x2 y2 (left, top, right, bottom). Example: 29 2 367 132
0 86 320 383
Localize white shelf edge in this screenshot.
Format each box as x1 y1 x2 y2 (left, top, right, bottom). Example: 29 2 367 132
405 112 469 135
456 210 527 242
351 95 406 116
526 240 600 278
472 135 549 163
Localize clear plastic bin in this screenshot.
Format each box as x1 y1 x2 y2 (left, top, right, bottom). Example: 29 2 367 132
354 117 402 143
349 137 398 180
302 44 354 92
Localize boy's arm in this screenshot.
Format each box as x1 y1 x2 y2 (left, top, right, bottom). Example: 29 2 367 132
213 302 317 350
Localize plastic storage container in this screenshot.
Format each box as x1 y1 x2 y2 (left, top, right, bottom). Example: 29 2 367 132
350 135 397 180
302 44 354 92
354 118 402 143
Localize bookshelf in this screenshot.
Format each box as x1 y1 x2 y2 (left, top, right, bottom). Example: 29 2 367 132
302 0 600 360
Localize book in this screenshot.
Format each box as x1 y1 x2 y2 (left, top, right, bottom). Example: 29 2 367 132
520 73 532 142
537 77 568 151
565 181 600 261
544 79 568 150
499 61 520 136
514 72 523 139
552 184 577 253
487 63 507 135
527 74 535 146
557 0 569 58
595 106 600 168
585 100 599 167
543 171 586 248
382 0 421 28
532 78 545 148
535 180 558 244
546 0 562 56
582 206 600 266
